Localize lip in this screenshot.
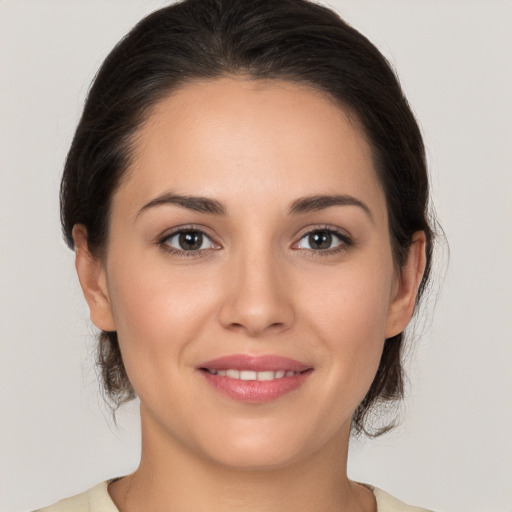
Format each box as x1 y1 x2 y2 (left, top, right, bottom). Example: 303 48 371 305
198 354 313 403
199 354 311 372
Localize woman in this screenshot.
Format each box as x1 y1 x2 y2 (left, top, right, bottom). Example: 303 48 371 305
36 0 435 510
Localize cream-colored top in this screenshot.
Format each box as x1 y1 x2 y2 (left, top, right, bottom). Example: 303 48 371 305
35 480 434 512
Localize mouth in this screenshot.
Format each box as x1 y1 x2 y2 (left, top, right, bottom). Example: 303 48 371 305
201 368 308 381
198 354 313 403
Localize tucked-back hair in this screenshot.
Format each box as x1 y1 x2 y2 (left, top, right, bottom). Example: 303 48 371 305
61 0 434 436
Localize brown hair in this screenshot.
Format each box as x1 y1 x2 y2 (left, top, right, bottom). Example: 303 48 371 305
61 0 435 436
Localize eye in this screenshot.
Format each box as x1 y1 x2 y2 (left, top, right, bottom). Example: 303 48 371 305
295 229 351 252
162 229 217 252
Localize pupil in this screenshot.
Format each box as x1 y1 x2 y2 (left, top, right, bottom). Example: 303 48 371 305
179 231 203 250
309 231 332 250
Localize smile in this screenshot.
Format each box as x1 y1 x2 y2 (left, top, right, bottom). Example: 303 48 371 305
204 369 303 381
198 354 313 403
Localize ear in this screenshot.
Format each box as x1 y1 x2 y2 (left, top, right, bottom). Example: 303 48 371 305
73 224 116 332
386 231 427 338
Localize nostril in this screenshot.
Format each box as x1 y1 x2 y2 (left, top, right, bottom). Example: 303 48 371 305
218 283 295 336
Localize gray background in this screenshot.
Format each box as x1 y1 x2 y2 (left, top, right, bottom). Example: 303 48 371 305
1 1 511 511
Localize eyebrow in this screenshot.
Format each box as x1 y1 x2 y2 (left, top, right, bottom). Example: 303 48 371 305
137 193 226 217
288 194 374 222
137 192 373 222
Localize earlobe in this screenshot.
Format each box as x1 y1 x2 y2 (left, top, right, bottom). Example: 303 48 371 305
385 231 427 339
72 224 116 332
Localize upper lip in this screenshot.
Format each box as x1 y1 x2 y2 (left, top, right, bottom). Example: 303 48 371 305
198 354 311 372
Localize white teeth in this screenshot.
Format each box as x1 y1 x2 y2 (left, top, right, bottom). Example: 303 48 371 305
240 370 257 381
226 369 240 379
257 371 275 381
207 369 301 381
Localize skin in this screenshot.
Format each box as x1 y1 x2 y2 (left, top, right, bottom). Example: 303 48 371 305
74 77 426 512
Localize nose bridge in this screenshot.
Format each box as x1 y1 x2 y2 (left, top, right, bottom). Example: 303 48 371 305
219 236 294 336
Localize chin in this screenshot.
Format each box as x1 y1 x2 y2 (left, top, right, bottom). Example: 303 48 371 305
206 444 303 472
193 422 328 472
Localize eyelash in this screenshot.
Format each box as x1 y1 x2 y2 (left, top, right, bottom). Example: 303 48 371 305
158 225 353 258
158 225 219 258
293 226 353 256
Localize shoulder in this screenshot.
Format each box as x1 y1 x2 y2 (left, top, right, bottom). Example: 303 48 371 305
365 484 435 512
34 481 119 512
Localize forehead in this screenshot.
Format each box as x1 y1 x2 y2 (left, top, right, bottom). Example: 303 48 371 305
119 77 385 216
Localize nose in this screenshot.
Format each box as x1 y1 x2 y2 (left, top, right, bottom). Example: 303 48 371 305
218 248 295 337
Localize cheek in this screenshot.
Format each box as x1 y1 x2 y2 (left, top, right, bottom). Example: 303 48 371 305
106 260 220 374
307 262 393 339
300 259 394 387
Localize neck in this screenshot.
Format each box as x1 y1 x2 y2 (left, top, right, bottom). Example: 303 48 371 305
109 408 375 512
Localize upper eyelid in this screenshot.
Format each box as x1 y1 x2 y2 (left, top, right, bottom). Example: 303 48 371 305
293 224 352 241
159 224 218 242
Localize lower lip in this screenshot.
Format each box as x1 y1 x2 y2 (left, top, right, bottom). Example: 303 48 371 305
200 370 312 403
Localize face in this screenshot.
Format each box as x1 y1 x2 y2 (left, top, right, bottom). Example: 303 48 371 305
76 77 422 470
